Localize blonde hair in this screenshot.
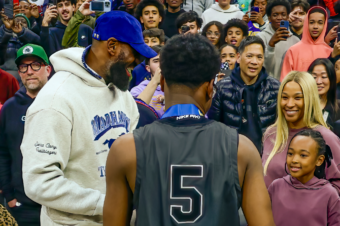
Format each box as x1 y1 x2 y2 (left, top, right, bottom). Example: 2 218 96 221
263 71 328 175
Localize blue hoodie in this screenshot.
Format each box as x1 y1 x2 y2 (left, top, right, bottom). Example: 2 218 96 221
0 87 41 208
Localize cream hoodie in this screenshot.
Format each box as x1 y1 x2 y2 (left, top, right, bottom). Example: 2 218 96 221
201 4 244 28
21 47 139 225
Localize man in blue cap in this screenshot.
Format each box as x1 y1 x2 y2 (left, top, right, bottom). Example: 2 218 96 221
20 11 157 225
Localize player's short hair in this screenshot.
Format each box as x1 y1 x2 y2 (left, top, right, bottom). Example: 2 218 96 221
223 19 248 38
145 45 162 65
135 0 165 27
266 0 291 17
238 36 265 54
175 11 203 29
290 0 310 13
143 28 165 44
160 34 220 88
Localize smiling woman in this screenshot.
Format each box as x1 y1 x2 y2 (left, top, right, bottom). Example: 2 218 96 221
308 58 340 131
262 71 340 192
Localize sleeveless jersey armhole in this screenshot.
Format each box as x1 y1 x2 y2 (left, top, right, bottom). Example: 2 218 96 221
133 128 145 209
229 128 242 207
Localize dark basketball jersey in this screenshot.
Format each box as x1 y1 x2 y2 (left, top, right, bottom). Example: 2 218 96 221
133 116 241 225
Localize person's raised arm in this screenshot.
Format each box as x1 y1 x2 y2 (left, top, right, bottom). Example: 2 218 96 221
237 135 275 226
103 134 136 226
137 67 161 105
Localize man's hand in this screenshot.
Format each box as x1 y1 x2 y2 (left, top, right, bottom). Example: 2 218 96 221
13 3 21 16
288 8 303 24
42 5 58 27
242 11 250 23
7 199 17 208
0 11 14 30
12 21 23 33
79 0 95 16
250 11 264 26
30 3 40 18
151 67 162 85
332 38 340 58
325 25 338 44
217 72 225 82
268 27 290 47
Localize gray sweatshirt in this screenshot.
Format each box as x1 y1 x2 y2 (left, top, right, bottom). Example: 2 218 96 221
21 47 139 225
256 25 300 80
183 0 214 17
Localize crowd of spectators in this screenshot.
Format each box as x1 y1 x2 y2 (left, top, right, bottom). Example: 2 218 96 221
2 0 340 224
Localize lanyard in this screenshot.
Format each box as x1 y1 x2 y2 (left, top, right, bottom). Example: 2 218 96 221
161 104 203 119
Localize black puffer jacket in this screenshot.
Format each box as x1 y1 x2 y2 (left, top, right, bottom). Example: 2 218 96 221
208 66 280 131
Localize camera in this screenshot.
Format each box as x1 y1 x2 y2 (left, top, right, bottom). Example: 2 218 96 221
90 0 111 12
181 25 190 34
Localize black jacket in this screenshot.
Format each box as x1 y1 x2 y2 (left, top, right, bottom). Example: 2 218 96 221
0 25 41 70
0 87 41 208
40 21 67 57
207 66 280 131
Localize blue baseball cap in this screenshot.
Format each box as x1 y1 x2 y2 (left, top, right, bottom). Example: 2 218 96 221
93 11 157 59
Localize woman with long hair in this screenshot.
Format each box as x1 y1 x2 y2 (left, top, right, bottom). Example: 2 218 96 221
308 58 340 131
262 71 340 192
201 21 224 48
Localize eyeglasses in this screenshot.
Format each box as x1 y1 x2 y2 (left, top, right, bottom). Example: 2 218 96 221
18 62 45 73
206 31 221 37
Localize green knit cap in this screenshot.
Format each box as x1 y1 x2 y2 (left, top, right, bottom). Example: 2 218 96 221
15 13 31 29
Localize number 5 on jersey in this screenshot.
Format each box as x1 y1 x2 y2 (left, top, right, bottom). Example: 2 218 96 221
170 165 203 224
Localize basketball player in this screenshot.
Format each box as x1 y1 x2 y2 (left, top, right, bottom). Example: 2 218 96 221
103 34 275 226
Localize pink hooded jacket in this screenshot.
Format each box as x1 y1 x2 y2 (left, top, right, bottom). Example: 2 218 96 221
269 175 340 226
280 7 333 82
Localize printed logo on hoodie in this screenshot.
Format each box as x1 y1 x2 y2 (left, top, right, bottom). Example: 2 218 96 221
91 110 131 141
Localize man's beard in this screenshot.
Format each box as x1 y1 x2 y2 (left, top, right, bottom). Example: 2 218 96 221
104 60 130 92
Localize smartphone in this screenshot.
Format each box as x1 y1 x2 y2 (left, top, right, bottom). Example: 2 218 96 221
181 25 190 34
251 6 259 13
13 0 19 5
280 20 289 30
90 0 111 12
3 0 14 19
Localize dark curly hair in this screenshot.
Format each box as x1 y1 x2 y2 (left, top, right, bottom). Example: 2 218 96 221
290 0 310 13
223 18 248 40
238 36 265 54
175 11 203 29
266 0 291 17
160 34 220 88
135 0 165 28
201 21 224 48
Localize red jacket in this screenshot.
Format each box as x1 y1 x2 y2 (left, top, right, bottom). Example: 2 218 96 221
0 69 19 105
324 0 338 17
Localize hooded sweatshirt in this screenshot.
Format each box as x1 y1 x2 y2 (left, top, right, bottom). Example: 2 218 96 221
201 3 244 28
183 0 213 17
262 126 340 193
0 87 41 209
268 175 340 226
20 47 139 225
280 7 333 81
256 24 300 80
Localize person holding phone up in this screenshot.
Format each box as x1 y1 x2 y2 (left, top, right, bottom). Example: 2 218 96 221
243 0 268 35
256 0 300 80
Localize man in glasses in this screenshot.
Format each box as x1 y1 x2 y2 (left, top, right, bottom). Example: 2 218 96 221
0 44 50 226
